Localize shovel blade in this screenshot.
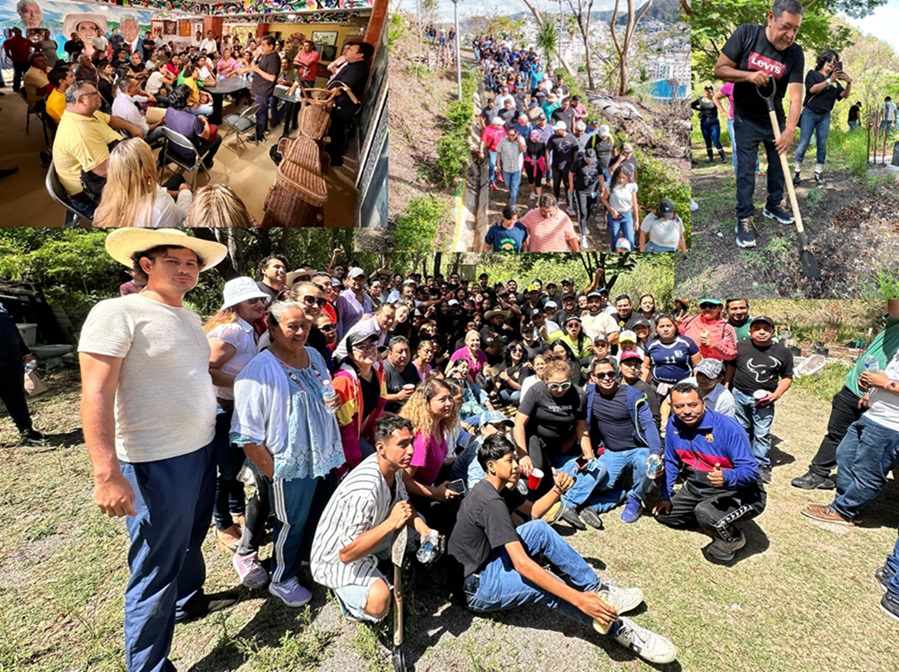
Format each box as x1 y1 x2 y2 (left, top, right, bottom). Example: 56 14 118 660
800 250 821 281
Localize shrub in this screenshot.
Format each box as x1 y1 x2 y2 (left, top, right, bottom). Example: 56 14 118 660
393 195 450 253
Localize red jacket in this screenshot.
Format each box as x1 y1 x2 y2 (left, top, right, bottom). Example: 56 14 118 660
679 314 737 361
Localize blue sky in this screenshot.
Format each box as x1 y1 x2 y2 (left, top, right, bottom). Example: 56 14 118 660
844 0 899 53
429 0 619 23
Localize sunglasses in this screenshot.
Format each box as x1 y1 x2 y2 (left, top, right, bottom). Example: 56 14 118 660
301 295 328 308
319 324 336 332
547 381 571 392
699 303 718 309
246 297 269 305
593 371 617 380
353 341 378 352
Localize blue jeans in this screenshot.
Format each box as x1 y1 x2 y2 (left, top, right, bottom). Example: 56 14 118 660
734 116 785 219
700 117 723 151
190 104 213 116
465 520 619 634
848 121 859 131
728 118 759 176
267 474 320 583
795 108 831 168
831 417 899 520
732 388 776 467
885 529 899 598
498 388 521 404
607 210 634 250
881 120 893 134
212 410 245 531
488 150 497 183
120 441 216 672
502 169 521 204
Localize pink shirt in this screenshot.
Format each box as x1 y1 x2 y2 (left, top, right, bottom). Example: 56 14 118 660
294 50 320 82
411 432 448 486
719 82 735 120
519 207 578 252
450 347 487 382
481 125 506 152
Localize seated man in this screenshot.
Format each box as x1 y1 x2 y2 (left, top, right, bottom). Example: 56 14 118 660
163 84 221 171
52 79 144 218
449 410 514 490
802 345 899 525
111 76 165 147
618 350 661 430
654 382 766 562
24 52 53 108
557 357 661 529
125 50 149 81
686 357 735 418
45 65 75 125
310 416 438 622
449 435 677 665
326 40 374 167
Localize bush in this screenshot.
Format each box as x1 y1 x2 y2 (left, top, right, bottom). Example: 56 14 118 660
393 195 450 254
388 13 407 51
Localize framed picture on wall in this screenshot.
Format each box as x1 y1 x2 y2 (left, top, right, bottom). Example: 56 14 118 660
317 44 337 61
311 30 338 47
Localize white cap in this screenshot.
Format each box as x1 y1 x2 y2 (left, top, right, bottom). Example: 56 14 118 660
599 124 610 136
221 277 269 310
553 121 567 130
491 116 504 125
347 267 365 279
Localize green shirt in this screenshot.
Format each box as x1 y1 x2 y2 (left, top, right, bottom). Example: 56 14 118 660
730 318 753 341
846 315 899 398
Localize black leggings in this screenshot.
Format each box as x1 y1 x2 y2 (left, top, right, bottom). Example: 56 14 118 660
656 481 766 542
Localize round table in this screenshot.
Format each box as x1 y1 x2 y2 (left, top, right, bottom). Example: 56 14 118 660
207 77 250 125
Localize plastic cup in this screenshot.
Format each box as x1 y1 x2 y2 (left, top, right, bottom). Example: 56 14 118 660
527 468 544 490
403 384 415 393
593 592 619 635
753 390 769 405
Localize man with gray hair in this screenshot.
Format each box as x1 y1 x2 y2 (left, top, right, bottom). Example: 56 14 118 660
111 76 165 146
714 0 805 249
119 14 143 56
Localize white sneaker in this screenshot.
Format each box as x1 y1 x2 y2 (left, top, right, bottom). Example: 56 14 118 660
614 616 678 664
529 192 537 200
580 234 589 250
598 583 643 614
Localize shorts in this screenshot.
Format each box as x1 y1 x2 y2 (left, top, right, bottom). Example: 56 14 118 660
333 576 388 623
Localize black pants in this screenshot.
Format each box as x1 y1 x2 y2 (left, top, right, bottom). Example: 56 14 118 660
527 433 570 498
808 385 865 477
656 481 766 542
0 358 33 433
734 116 785 219
552 167 570 201
11 61 28 92
326 106 356 166
574 189 597 237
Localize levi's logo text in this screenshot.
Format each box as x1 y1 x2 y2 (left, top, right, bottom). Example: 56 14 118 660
748 52 785 79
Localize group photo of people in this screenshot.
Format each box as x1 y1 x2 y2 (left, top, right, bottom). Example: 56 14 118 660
0 0 386 228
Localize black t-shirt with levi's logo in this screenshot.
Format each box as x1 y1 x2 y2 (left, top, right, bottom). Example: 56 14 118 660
722 24 804 127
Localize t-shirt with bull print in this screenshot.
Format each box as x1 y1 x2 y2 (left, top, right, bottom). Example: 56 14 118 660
722 24 804 127
732 340 794 395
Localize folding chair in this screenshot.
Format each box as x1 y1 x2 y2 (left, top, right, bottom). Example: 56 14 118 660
158 127 213 189
222 102 260 154
19 89 43 136
45 160 92 228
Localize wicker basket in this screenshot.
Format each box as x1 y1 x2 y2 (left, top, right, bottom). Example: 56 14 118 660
262 181 326 227
298 104 331 142
282 136 323 174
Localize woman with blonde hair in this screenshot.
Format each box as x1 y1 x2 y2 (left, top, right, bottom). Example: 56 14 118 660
92 138 192 228
186 184 255 227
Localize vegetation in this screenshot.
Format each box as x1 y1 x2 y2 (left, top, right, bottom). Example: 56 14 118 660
392 195 450 255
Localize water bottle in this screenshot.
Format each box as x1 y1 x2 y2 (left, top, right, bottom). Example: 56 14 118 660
646 454 662 479
863 354 880 374
416 530 442 564
24 360 38 374
321 379 338 414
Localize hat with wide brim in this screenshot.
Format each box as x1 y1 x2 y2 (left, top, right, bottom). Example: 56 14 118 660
105 229 228 272
285 266 315 286
221 277 269 310
484 309 511 321
63 14 108 40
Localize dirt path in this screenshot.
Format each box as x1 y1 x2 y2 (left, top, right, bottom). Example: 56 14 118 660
678 145 899 298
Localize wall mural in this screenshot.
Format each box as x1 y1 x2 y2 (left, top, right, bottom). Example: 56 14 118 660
120 0 373 16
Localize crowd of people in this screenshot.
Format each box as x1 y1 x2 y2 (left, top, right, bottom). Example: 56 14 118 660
2 22 373 218
472 35 686 254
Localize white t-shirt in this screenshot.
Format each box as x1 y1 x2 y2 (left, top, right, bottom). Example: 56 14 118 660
581 310 619 341
145 71 166 95
883 101 897 122
864 350 899 432
151 185 192 228
198 65 213 81
78 294 217 462
640 213 684 250
608 182 638 214
206 317 260 400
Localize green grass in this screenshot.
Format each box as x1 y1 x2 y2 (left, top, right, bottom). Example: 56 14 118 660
792 360 852 403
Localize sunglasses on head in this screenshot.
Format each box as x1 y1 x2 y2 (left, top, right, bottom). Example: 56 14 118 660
594 371 617 380
547 381 571 391
301 295 328 307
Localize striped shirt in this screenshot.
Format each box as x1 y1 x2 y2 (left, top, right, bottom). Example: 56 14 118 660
519 207 578 252
310 454 407 589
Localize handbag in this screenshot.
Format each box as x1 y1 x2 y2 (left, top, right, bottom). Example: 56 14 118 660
24 370 49 396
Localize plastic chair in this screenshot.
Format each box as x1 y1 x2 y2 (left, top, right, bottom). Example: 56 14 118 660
45 160 92 228
158 127 213 189
222 102 260 153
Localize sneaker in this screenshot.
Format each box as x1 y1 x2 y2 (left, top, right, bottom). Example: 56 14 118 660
579 506 604 530
814 171 825 187
620 497 642 524
790 471 836 490
881 591 899 623
269 578 313 607
233 551 269 590
763 200 794 224
580 234 589 250
706 530 746 562
567 206 577 216
735 217 757 248
613 616 678 664
216 524 242 553
490 181 497 190
559 506 587 531
801 503 852 526
792 171 801 187
759 466 772 484
175 591 239 622
875 565 893 592
20 429 46 445
598 583 644 614
529 192 537 200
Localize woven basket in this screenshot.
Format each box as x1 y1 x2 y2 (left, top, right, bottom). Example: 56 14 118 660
282 136 323 174
298 104 331 142
262 181 326 227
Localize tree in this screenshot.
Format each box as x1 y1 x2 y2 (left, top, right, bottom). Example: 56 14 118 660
520 0 576 78
534 16 559 72
566 0 598 89
609 0 654 96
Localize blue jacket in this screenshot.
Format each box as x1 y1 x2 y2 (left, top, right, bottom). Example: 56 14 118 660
585 383 661 455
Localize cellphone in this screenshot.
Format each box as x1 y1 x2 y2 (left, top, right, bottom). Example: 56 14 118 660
446 479 465 494
836 61 843 71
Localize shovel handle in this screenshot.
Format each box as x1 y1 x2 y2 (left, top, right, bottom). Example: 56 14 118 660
393 565 403 647
768 108 807 237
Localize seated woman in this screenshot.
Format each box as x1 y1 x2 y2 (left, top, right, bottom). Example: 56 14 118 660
217 47 240 78
92 138 191 228
181 63 214 116
446 358 491 421
231 301 344 607
490 340 532 407
164 84 222 171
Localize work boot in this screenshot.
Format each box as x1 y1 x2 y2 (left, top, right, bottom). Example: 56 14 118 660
814 171 825 187
718 149 726 162
706 148 714 163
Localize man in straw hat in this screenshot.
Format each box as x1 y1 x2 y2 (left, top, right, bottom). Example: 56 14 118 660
78 230 237 672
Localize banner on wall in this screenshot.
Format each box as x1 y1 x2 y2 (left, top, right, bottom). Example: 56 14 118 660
118 0 373 16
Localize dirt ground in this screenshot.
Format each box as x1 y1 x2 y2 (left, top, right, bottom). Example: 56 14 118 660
678 140 899 299
2 366 898 672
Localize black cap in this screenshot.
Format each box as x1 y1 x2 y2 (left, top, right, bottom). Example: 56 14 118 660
659 198 675 217
584 148 597 164
562 277 574 285
562 292 576 301
750 315 776 328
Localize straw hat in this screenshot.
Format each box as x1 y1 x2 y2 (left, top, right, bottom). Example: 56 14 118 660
105 229 228 272
63 14 108 39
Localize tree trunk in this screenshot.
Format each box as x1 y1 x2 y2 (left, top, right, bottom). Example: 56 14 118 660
521 0 576 78
433 251 443 276
609 0 653 96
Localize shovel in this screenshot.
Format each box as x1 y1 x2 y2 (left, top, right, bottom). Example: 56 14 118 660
391 525 408 672
756 74 822 281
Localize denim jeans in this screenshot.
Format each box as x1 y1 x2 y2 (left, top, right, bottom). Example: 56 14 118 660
700 117 723 151
465 520 619 634
807 386 864 478
190 104 213 117
732 387 776 468
831 416 899 520
267 474 321 583
498 388 521 405
488 150 497 183
502 169 521 204
734 116 785 219
885 530 899 598
212 410 246 531
848 121 859 131
120 441 216 672
795 108 831 168
607 210 635 250
881 120 893 134
727 118 759 176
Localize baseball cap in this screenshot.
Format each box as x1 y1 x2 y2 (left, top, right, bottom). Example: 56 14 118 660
593 333 609 343
659 198 675 218
562 277 574 285
599 124 610 137
699 298 723 307
553 121 567 130
619 350 642 362
750 315 776 328
584 148 597 164
543 300 558 309
619 330 637 342
562 292 576 301
347 267 365 279
694 358 723 379
477 410 514 427
587 290 602 299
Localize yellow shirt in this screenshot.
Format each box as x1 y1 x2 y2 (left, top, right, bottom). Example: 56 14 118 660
23 66 49 106
46 89 66 124
52 110 121 196
183 77 200 106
